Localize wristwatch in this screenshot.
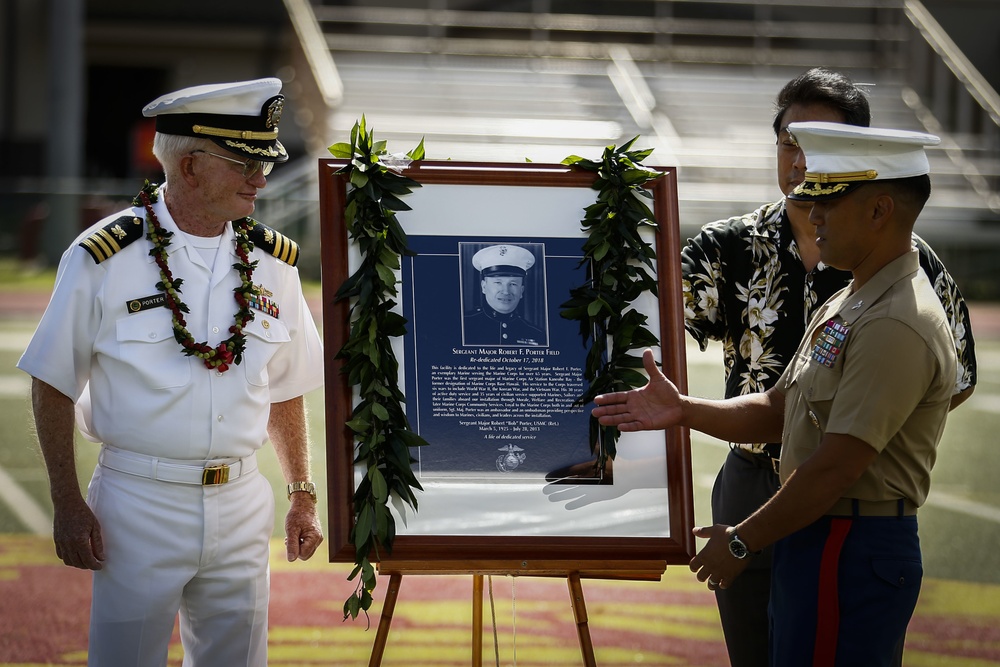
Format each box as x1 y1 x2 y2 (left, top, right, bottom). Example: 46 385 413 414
287 481 317 501
727 529 760 560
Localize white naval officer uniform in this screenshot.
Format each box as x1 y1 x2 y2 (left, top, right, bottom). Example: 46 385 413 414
18 188 324 666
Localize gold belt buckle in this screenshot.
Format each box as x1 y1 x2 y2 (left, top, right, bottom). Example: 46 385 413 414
202 464 231 485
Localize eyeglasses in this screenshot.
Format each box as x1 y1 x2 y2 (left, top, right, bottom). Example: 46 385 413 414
190 150 274 178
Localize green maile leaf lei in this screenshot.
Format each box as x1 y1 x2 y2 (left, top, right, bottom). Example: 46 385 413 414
135 181 259 373
560 137 663 470
329 118 429 623
328 128 658 619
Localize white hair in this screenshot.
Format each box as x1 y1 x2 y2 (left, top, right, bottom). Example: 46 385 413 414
151 133 214 179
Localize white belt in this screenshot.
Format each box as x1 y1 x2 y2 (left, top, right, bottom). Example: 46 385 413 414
99 446 258 486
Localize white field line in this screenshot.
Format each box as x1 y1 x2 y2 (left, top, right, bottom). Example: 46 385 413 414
0 464 52 536
924 489 1000 524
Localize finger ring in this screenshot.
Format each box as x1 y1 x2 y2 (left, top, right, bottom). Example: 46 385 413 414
708 579 720 587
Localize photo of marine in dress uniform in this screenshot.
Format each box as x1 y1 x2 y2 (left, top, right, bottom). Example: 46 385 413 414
462 243 548 346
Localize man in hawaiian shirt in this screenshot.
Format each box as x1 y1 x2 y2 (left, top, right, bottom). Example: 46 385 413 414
680 67 977 667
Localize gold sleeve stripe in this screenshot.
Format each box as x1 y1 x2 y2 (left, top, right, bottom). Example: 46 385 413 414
247 221 299 266
80 236 109 262
272 233 286 261
96 228 124 255
81 229 122 263
285 239 299 266
78 215 143 263
271 233 299 266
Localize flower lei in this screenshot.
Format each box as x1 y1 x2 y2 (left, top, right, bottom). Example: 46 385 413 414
135 182 259 373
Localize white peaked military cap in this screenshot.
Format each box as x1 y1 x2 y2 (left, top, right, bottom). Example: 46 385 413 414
142 78 288 162
788 121 940 201
472 244 535 278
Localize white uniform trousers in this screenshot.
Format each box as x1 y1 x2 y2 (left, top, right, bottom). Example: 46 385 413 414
85 453 275 666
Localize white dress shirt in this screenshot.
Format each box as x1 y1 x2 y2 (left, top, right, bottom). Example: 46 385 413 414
18 192 324 460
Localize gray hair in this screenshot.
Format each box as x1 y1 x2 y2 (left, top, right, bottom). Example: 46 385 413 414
151 133 213 179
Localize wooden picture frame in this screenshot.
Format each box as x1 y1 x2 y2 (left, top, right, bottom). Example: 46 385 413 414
319 160 694 567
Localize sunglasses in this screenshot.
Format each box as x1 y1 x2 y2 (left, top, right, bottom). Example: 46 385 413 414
190 150 274 178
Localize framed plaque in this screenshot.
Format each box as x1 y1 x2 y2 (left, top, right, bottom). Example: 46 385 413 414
320 161 694 565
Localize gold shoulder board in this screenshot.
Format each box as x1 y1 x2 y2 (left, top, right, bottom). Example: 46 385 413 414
246 219 300 267
78 215 145 264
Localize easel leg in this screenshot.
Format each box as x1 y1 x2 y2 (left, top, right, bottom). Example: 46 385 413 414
568 573 597 667
369 573 402 667
472 574 484 667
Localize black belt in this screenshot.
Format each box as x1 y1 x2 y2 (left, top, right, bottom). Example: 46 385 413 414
731 444 780 475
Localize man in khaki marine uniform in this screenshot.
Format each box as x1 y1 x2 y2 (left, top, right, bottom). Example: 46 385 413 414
18 78 324 666
680 67 976 667
593 121 955 667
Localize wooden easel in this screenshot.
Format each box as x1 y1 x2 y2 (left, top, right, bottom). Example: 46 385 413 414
367 560 667 667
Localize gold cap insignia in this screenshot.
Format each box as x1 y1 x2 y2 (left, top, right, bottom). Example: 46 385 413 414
266 98 283 129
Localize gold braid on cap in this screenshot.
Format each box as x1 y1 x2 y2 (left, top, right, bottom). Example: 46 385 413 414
804 169 879 184
191 124 279 140
223 140 286 158
798 182 852 197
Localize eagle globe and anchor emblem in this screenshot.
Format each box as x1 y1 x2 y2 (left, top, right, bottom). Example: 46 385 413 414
496 443 526 473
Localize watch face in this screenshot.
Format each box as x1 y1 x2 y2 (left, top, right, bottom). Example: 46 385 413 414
729 536 749 560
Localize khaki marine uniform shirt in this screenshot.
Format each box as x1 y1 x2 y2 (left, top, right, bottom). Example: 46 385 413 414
777 251 956 507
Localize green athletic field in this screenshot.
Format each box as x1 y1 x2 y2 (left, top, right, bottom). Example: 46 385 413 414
2 262 998 665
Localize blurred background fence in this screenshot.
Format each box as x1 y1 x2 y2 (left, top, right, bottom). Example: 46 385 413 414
1 0 998 294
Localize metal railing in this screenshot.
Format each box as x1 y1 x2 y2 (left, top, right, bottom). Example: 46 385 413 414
0 165 322 275
253 158 322 279
310 0 907 70
901 0 1000 213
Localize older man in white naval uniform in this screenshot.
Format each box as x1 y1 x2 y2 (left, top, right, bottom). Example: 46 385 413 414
18 78 324 666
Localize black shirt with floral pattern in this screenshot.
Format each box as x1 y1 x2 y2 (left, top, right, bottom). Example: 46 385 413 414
682 199 977 449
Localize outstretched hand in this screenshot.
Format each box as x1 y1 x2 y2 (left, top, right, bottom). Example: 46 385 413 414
592 348 684 432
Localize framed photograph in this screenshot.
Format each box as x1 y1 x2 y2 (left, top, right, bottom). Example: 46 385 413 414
319 161 694 566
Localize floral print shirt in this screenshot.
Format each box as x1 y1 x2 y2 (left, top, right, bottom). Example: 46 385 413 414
682 199 977 448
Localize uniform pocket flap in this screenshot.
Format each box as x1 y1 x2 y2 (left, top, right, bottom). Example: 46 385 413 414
871 558 922 589
116 309 174 344
243 315 290 344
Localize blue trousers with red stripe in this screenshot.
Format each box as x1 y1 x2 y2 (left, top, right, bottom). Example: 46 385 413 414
770 514 922 667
